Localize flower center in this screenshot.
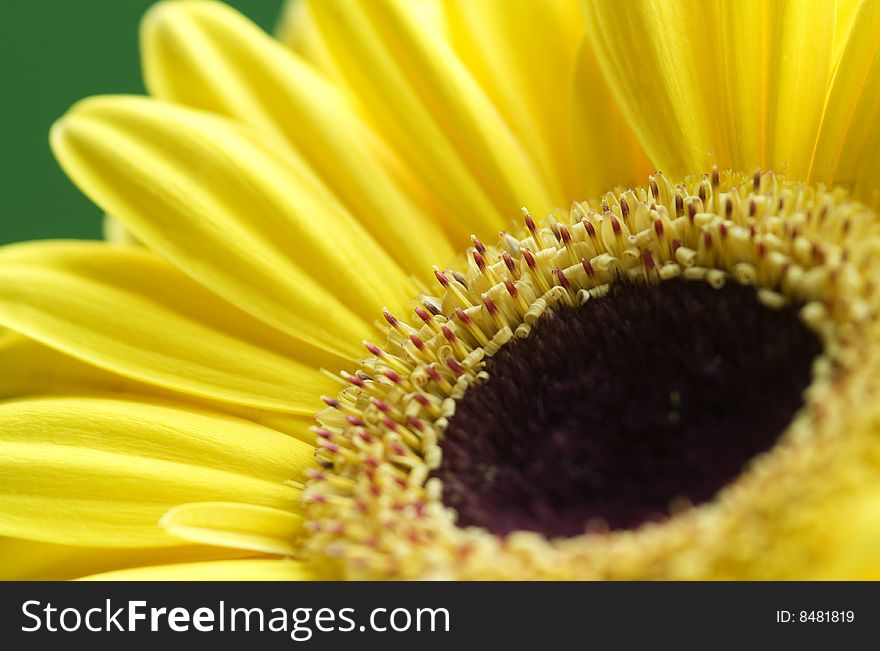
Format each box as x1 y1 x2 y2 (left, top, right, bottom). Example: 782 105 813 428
435 279 822 537
306 169 879 579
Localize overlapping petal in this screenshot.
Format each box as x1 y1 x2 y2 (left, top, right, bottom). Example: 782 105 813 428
811 0 880 204
305 0 555 236
0 328 319 444
445 0 583 201
142 0 456 272
51 96 414 353
581 0 838 180
161 502 303 556
0 396 311 547
0 537 252 581
0 241 338 412
276 0 344 82
79 558 315 581
572 39 653 196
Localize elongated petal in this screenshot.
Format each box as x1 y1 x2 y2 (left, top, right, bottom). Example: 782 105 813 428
0 329 107 398
0 537 253 581
572 38 653 196
142 0 455 273
581 0 718 175
276 0 343 81
581 0 837 180
761 1 836 180
799 494 880 580
0 241 337 412
0 396 309 547
0 328 319 445
811 0 880 206
161 502 302 556
445 0 582 201
278 0 448 76
103 215 142 246
51 96 414 352
79 558 315 581
308 0 554 237
832 0 863 65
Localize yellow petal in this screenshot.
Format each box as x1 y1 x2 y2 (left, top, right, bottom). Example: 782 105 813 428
51 95 414 352
102 215 142 246
809 494 880 580
308 0 555 237
572 37 653 196
276 0 343 82
0 327 153 400
445 0 583 202
0 537 253 581
581 0 838 179
0 395 309 547
761 1 836 180
161 502 302 556
142 0 455 274
79 558 315 581
278 0 451 82
832 0 863 69
810 0 880 206
581 0 717 176
0 241 338 413
0 328 320 445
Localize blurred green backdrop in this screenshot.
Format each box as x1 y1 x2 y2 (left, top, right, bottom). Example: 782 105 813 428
0 0 283 245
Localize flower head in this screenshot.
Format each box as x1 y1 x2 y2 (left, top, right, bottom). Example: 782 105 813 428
1 0 879 580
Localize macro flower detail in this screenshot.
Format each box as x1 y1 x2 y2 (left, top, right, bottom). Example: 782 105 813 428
307 171 880 579
1 0 880 580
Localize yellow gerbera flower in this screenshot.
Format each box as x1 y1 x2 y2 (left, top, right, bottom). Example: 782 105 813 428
2 0 880 579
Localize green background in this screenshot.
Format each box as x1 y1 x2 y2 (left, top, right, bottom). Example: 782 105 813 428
0 0 283 245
